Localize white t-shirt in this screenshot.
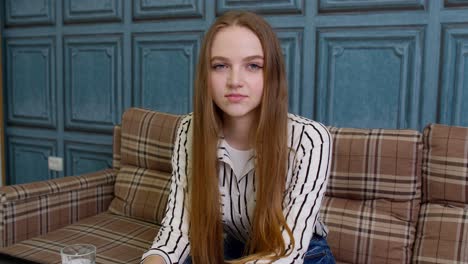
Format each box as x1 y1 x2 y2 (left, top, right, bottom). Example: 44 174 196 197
223 141 254 180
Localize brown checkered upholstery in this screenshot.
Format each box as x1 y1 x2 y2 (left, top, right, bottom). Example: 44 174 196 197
108 108 182 223
1 107 467 264
0 169 116 248
0 108 181 263
320 127 422 264
113 125 121 171
412 124 468 263
0 212 158 264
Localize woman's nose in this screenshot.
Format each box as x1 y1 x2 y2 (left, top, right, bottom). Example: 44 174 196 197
227 67 243 88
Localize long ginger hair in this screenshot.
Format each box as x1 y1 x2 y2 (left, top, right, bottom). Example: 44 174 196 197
190 10 293 264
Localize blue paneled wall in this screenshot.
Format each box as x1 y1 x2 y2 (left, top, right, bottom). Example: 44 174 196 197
2 0 468 184
316 27 423 128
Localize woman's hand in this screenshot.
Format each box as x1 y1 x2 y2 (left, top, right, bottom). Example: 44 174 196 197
142 255 167 264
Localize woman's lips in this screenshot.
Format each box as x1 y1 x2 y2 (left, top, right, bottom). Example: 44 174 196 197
225 94 247 103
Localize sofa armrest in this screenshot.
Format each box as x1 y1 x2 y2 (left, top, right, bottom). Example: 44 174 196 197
0 169 116 248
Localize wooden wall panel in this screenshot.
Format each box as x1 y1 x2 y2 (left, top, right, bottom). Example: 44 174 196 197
133 0 204 20
64 35 122 132
439 25 468 126
278 29 303 114
316 28 423 128
6 38 56 128
318 0 426 13
444 0 468 8
8 136 57 184
133 33 200 114
217 0 304 15
65 141 112 175
2 0 468 184
5 0 55 26
64 0 123 23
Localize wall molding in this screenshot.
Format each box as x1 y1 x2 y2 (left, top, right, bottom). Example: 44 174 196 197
64 35 122 132
133 32 201 113
5 0 55 26
316 27 424 128
217 0 304 15
7 37 56 129
133 0 203 20
64 0 123 23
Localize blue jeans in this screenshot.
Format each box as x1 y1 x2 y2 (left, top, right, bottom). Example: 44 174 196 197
303 234 336 264
183 234 335 263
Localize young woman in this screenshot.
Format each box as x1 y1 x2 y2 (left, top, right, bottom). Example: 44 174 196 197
142 10 334 264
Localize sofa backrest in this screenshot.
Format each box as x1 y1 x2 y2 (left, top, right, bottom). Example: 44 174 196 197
108 108 182 223
412 123 468 263
320 127 422 264
106 108 468 264
112 125 121 171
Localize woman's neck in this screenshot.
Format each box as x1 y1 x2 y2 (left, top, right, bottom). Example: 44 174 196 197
222 113 257 150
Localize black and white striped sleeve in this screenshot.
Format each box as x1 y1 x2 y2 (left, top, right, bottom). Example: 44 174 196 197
141 115 192 264
248 120 332 264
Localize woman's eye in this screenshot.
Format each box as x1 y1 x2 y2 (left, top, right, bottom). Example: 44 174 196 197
212 64 227 70
247 63 262 71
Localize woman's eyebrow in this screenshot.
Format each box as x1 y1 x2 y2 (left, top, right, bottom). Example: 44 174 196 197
210 56 228 62
210 55 264 62
243 55 264 61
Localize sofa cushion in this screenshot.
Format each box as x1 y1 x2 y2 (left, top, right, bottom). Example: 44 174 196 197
413 204 468 263
421 123 468 204
0 212 158 263
109 165 172 222
108 108 182 223
412 123 468 263
321 127 422 264
321 196 419 263
119 108 181 172
326 127 422 201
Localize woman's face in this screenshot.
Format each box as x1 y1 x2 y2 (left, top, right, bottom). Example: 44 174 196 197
210 26 264 123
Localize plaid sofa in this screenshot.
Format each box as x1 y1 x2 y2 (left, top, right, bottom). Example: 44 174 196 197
0 108 182 264
0 108 466 264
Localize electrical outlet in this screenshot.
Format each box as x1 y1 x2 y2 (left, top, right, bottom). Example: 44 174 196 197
48 156 63 171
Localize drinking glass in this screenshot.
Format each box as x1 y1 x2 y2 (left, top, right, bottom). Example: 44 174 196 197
60 244 96 264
